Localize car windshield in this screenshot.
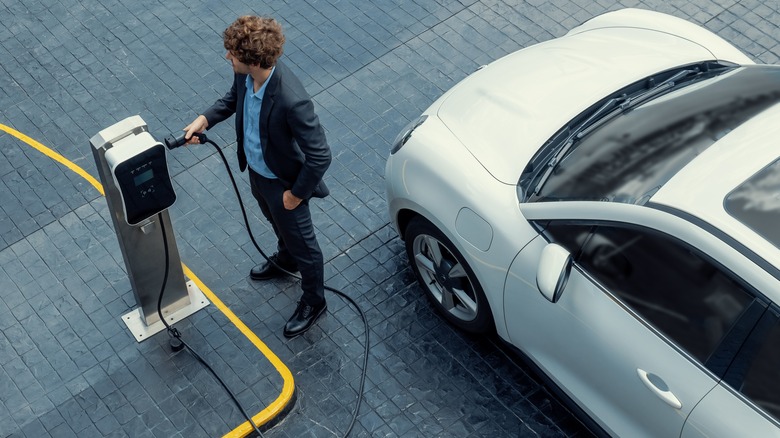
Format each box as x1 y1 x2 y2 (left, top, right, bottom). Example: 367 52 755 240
520 64 780 204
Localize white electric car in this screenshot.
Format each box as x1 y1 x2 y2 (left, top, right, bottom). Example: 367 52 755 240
385 8 780 437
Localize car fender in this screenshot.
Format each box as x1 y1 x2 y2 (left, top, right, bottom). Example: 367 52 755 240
387 118 499 241
566 8 754 65
386 120 537 340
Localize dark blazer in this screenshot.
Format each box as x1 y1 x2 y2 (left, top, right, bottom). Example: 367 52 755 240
203 61 331 199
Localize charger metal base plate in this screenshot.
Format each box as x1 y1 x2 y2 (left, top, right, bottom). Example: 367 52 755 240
121 280 210 342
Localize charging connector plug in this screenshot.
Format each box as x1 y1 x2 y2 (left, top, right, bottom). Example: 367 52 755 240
164 132 207 150
170 337 184 352
168 327 185 352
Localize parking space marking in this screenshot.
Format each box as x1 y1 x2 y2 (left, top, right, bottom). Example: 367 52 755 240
0 122 294 437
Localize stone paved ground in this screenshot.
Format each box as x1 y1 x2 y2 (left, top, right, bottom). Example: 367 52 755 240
1 0 779 437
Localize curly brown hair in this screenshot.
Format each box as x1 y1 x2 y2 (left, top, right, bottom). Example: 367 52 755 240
223 16 285 68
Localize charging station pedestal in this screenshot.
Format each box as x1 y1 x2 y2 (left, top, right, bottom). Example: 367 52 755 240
91 115 209 342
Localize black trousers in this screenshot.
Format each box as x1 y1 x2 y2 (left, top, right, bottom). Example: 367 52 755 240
249 169 325 307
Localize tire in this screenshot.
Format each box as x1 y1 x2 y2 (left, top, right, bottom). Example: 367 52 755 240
404 216 493 334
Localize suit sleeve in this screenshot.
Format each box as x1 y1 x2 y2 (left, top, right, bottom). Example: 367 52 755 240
203 74 239 127
287 99 332 199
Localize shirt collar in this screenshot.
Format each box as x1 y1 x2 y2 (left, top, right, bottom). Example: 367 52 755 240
246 66 275 98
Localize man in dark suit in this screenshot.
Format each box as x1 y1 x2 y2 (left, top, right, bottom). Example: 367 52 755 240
183 15 331 338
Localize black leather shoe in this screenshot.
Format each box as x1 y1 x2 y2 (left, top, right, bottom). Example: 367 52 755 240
250 254 297 281
284 300 327 338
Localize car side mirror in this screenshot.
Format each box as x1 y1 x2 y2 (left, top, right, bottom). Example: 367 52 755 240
536 243 573 303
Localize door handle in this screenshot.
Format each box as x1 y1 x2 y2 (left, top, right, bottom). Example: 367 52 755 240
637 369 682 410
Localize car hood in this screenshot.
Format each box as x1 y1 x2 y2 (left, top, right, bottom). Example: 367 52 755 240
436 27 714 184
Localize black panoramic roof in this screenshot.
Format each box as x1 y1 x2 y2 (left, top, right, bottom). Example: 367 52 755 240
725 158 780 251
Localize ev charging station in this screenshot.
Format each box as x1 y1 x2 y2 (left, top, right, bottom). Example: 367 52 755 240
90 115 209 342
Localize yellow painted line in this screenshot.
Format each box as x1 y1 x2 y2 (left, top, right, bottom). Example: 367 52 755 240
0 123 294 437
0 124 105 195
184 264 295 437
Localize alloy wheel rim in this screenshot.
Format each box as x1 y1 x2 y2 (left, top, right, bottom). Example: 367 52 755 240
412 233 478 322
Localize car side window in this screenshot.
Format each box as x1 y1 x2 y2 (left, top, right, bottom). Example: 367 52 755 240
576 224 753 363
738 312 780 422
540 222 593 256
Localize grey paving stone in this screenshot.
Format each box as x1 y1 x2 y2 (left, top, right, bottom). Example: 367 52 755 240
3 0 778 437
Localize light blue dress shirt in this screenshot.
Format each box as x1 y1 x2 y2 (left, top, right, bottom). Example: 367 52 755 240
244 68 277 178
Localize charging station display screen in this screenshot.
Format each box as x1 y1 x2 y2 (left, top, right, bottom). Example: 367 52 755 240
134 169 154 186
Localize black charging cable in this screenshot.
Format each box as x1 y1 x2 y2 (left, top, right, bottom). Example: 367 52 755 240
165 132 369 437
154 212 266 437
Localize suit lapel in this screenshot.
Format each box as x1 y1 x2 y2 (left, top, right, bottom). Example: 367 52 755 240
236 74 247 138
259 64 281 150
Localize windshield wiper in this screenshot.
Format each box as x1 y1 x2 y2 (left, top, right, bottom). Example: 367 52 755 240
532 96 626 195
578 69 703 139
622 69 698 109
533 138 573 195
531 66 713 196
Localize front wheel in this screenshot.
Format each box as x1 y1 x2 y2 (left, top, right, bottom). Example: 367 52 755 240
404 217 493 334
